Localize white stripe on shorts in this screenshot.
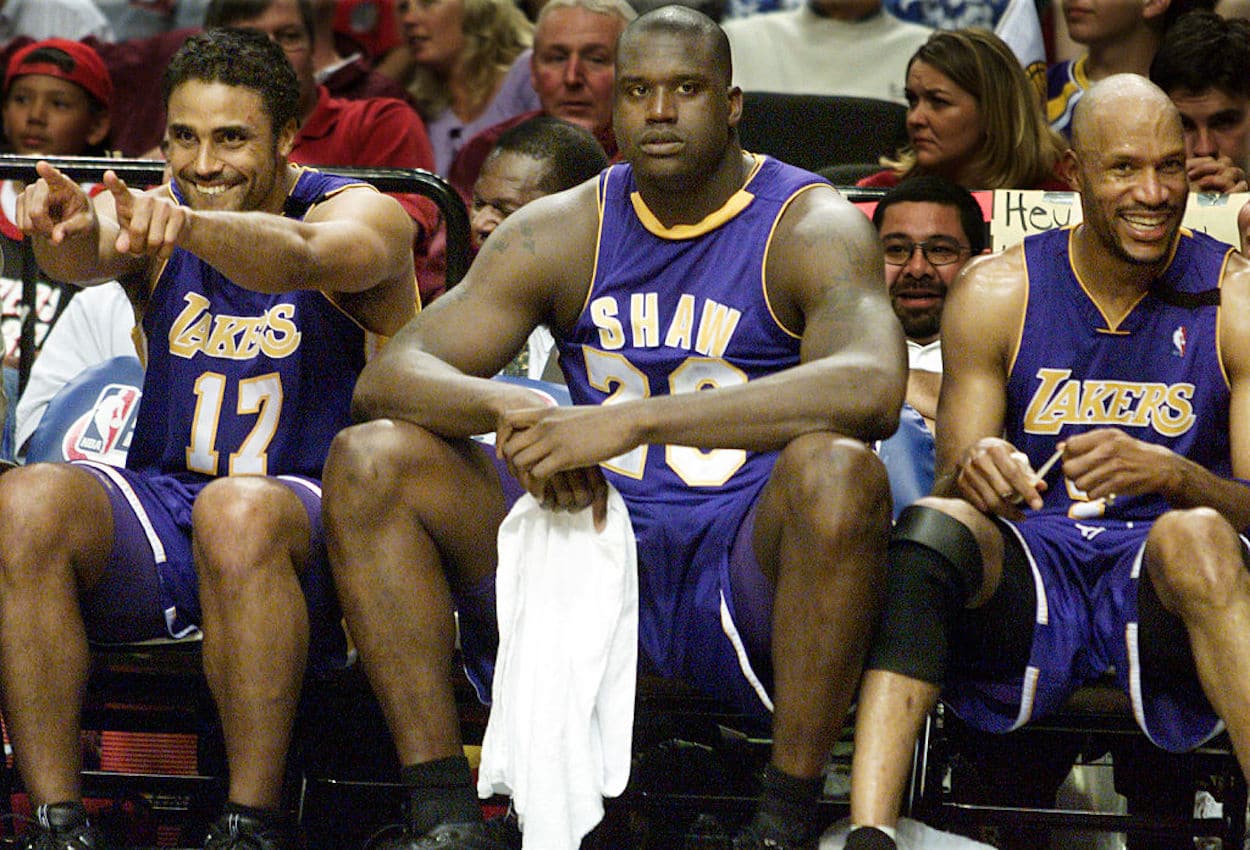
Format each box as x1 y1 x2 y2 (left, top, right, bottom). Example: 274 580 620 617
277 475 322 499
719 589 774 713
76 460 166 565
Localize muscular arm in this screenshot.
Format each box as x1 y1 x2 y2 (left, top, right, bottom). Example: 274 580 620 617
351 180 601 437
167 185 415 298
931 249 1037 511
499 186 907 486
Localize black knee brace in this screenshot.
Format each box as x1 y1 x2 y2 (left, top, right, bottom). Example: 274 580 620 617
866 505 985 685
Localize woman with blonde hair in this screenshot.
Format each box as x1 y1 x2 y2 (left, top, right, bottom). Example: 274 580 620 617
859 28 1069 190
399 0 538 173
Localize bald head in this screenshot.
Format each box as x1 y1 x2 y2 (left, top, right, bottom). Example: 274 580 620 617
619 5 731 88
1071 74 1182 156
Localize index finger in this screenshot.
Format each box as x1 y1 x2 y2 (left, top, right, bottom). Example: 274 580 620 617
34 159 76 189
102 170 134 212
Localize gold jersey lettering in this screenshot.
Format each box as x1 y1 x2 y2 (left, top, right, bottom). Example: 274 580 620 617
590 296 624 350
694 299 742 358
1023 368 1196 436
168 292 302 360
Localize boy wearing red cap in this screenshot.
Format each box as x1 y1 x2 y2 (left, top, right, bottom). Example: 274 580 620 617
0 39 116 460
3 38 112 157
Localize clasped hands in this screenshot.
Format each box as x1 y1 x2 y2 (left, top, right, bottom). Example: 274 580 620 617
496 403 636 531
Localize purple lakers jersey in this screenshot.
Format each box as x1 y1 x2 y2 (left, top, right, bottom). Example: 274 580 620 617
1009 227 1234 521
558 156 826 504
556 156 827 682
126 168 369 481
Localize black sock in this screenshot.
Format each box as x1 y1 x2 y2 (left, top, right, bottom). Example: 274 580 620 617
401 755 482 835
222 801 284 829
753 764 823 842
845 826 897 850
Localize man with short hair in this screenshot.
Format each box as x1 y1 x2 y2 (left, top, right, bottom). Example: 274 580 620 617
0 27 415 850
844 74 1250 850
470 114 609 380
1149 9 1250 193
323 7 904 850
1046 0 1213 137
204 0 440 296
446 0 634 201
870 174 985 432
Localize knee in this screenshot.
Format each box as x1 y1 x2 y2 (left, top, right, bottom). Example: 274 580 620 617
1146 508 1246 613
0 464 103 578
324 419 438 513
192 477 308 586
773 433 891 540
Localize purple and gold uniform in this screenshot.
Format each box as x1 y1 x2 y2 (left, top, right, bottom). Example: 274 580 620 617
1046 57 1087 138
944 225 1238 750
76 169 368 659
554 156 827 713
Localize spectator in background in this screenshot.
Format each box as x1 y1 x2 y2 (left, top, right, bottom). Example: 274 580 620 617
398 0 539 174
1047 0 1215 137
859 28 1068 190
871 175 986 433
12 282 135 461
1150 10 1250 194
311 0 412 102
94 0 209 40
447 0 633 202
470 115 608 381
721 0 931 105
206 0 441 298
0 39 115 460
0 0 112 44
334 0 410 82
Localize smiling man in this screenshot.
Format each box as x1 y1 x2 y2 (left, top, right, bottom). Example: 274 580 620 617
871 175 985 432
323 7 904 849
0 28 415 850
844 74 1250 850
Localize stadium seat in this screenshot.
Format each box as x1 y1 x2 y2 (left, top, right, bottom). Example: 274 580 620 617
737 93 907 175
914 676 1248 847
25 355 144 466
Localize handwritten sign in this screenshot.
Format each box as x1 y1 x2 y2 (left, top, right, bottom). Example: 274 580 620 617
990 190 1247 251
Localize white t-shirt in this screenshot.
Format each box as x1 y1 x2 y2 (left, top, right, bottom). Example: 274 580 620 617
907 337 942 373
722 6 932 104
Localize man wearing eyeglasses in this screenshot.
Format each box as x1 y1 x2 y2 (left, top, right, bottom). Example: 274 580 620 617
845 75 1250 850
871 176 987 432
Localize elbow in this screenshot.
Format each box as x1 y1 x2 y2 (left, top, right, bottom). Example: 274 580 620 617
832 362 906 443
350 360 389 423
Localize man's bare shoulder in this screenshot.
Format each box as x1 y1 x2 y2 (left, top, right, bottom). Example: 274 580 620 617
942 245 1028 358
1218 251 1250 371
768 184 881 288
949 244 1027 305
775 182 869 242
472 178 601 281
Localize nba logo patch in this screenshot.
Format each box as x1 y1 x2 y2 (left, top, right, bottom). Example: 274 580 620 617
1172 325 1187 358
62 383 142 465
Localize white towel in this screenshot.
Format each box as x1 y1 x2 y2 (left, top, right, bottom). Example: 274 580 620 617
477 486 638 850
